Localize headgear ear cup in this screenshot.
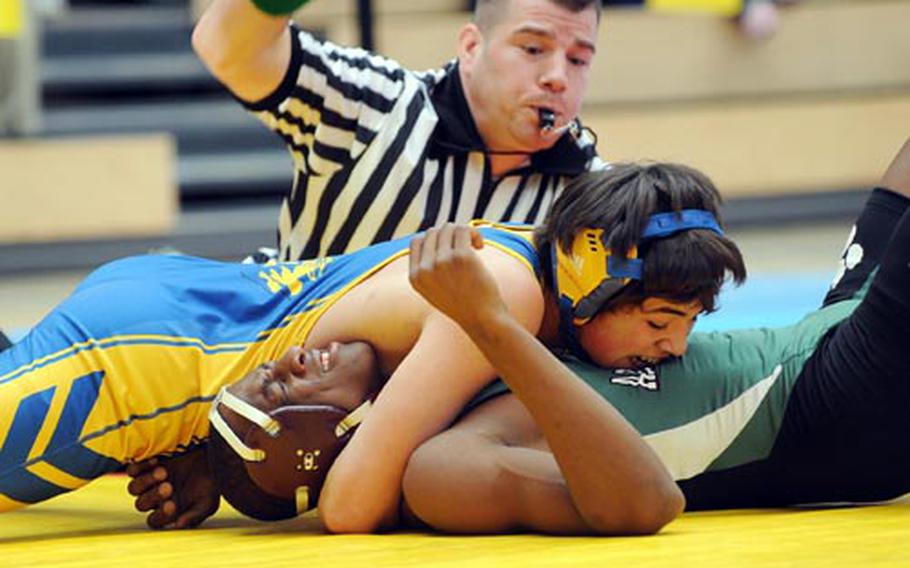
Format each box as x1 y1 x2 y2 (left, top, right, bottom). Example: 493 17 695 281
553 228 638 324
209 387 372 518
550 209 725 360
244 405 355 514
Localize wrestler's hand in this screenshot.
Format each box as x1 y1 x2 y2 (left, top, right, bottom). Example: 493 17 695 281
126 445 220 530
409 223 508 330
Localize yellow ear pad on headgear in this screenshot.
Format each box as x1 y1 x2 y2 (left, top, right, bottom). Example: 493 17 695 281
553 228 638 325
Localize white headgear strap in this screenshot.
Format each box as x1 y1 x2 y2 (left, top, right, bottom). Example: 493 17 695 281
209 387 281 462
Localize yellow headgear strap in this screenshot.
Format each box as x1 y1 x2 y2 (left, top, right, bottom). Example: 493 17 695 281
553 228 638 325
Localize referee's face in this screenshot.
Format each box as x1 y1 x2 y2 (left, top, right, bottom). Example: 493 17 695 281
460 0 597 153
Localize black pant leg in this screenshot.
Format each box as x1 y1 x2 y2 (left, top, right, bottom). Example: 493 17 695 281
822 188 910 306
682 201 910 510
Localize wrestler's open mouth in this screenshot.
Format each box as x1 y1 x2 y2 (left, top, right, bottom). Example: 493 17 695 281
631 356 659 369
309 348 330 373
309 342 339 373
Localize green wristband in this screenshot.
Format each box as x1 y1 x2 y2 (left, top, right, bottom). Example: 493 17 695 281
251 0 310 16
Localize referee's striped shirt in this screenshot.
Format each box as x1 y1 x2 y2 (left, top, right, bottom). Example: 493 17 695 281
245 26 606 261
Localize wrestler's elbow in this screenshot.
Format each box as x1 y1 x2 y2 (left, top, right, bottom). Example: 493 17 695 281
584 479 684 536
191 19 223 74
191 10 241 79
318 476 397 534
318 498 381 534
628 480 685 535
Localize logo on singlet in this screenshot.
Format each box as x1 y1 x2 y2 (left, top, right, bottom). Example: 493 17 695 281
831 225 864 289
610 367 659 391
258 258 332 296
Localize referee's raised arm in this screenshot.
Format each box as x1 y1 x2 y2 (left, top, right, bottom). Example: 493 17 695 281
189 0 605 262
192 0 296 103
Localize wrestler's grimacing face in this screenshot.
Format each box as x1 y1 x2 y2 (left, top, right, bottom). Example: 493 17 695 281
230 342 380 414
577 297 702 369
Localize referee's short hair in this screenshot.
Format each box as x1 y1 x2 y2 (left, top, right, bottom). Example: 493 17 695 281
474 0 602 31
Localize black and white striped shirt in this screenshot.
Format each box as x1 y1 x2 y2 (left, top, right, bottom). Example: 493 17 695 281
245 26 605 261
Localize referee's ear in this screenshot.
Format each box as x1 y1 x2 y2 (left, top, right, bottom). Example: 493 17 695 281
457 22 484 70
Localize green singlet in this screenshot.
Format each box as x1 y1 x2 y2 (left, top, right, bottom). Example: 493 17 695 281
470 298 859 481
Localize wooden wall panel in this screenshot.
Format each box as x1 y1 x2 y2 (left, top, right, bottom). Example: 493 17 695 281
0 134 177 243
584 93 910 196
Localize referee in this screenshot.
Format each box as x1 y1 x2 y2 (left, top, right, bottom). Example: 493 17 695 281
193 0 606 261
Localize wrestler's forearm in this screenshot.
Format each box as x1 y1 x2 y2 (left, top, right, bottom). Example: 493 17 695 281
881 138 910 199
464 312 684 534
319 311 510 534
192 0 291 101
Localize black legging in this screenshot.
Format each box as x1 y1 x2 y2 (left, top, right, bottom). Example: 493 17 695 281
682 188 910 509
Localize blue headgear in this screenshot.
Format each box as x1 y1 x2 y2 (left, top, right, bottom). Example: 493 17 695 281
551 209 724 360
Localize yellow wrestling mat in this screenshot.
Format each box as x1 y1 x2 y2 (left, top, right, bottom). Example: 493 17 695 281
2 475 908 568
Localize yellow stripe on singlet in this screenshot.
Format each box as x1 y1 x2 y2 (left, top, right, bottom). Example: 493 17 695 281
26 380 72 463
484 241 538 276
26 461 88 491
468 221 539 277
1 337 257 467
0 333 253 386
0 492 26 513
0 398 15 449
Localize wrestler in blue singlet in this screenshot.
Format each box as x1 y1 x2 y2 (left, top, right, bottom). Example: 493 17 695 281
0 224 539 511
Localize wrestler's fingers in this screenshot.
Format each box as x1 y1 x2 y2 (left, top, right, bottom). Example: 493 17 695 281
125 458 157 478
453 225 483 254
134 481 174 513
409 233 425 281
173 499 219 530
418 227 440 272
146 500 178 530
435 223 457 255
470 226 483 250
127 466 168 497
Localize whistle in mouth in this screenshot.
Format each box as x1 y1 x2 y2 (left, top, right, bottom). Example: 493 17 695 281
539 108 557 131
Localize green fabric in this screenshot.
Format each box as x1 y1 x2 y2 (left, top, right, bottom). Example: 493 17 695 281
252 0 310 16
469 298 861 479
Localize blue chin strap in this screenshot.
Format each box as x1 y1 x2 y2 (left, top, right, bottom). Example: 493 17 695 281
553 209 724 363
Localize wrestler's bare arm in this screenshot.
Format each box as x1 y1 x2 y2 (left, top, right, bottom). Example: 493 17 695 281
317 230 545 533
881 138 910 199
404 225 683 535
192 0 291 102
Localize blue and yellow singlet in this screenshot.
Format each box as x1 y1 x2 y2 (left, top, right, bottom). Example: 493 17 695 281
0 224 539 511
